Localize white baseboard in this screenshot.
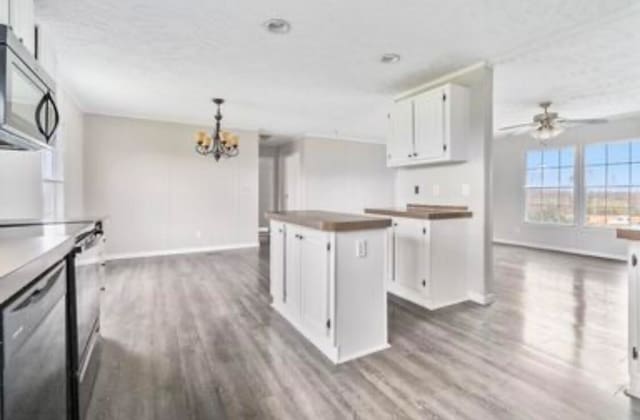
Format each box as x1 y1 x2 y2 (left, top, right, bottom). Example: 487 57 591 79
106 242 259 261
493 238 625 261
468 291 495 306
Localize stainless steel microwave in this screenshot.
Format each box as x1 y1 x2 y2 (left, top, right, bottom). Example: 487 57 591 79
0 25 59 150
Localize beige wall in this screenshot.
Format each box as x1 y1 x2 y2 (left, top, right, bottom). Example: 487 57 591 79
83 114 259 258
300 137 394 213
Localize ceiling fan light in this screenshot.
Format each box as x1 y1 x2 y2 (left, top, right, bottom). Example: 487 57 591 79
531 125 564 142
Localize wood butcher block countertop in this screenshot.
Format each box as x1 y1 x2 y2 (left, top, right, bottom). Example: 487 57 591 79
617 228 640 241
365 204 473 220
266 211 392 232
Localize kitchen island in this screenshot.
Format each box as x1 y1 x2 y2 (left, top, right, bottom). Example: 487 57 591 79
266 210 391 364
365 204 473 310
616 227 640 399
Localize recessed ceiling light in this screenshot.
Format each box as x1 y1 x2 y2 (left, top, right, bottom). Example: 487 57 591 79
264 18 291 34
380 53 401 64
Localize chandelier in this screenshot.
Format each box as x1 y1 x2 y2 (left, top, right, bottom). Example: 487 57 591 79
195 98 239 161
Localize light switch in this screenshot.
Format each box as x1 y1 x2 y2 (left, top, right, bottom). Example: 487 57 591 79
432 184 440 196
356 240 367 258
461 184 470 197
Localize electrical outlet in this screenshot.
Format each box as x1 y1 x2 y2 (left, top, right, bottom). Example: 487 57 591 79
461 184 470 197
195 230 202 239
414 185 420 195
432 184 440 196
356 240 367 258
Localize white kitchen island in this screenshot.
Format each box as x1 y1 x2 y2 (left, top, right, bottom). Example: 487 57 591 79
267 210 392 364
617 227 640 399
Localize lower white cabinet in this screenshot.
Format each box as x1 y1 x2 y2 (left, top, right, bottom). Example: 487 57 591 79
270 220 389 364
388 216 469 309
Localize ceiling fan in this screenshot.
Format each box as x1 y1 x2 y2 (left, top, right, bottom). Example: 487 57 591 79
500 102 608 143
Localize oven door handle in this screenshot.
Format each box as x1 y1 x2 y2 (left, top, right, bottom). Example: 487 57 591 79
12 264 64 312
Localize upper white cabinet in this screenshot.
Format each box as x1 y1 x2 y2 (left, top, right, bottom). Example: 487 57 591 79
387 83 470 168
0 0 35 54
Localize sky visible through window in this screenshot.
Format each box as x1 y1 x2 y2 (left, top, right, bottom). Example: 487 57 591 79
525 147 575 224
584 140 640 226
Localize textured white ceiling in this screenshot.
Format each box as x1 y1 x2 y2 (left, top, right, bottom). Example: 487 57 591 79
35 0 640 142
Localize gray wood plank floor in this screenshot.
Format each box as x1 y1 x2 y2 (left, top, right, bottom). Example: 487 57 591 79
87 244 640 419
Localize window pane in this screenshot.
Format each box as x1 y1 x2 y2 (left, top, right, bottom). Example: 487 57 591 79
542 149 559 167
560 148 574 167
559 168 574 187
608 142 630 164
543 168 559 187
606 187 629 225
526 169 542 187
541 189 558 208
632 141 640 163
631 187 640 225
558 188 574 207
526 151 542 169
586 187 606 225
585 165 605 187
585 144 606 165
632 163 640 186
558 206 574 224
607 164 630 186
525 188 542 207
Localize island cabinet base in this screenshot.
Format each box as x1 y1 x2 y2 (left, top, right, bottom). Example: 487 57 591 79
269 219 390 364
387 216 470 310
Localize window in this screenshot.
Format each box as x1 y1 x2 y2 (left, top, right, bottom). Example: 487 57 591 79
41 139 64 219
524 147 575 224
584 140 640 226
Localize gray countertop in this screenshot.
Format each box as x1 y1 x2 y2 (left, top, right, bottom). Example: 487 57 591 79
0 223 91 305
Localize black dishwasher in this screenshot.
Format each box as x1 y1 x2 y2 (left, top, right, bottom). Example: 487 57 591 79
2 260 68 420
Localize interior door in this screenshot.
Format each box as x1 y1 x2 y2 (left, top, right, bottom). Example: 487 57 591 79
413 88 445 160
388 99 414 163
281 152 300 210
298 228 330 343
393 218 425 292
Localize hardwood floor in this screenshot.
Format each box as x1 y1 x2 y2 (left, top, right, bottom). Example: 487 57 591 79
87 244 640 419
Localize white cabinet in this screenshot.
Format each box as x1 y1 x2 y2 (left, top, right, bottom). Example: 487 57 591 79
387 83 469 168
269 219 389 364
0 0 35 54
393 217 429 295
627 243 640 398
388 216 468 310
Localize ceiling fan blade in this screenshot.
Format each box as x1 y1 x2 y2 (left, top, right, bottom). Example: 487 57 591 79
556 118 608 125
499 122 537 131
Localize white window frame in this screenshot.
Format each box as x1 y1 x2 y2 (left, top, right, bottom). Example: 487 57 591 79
582 138 640 228
523 146 577 226
41 138 64 219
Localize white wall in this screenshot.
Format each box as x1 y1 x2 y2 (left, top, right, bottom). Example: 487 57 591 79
493 117 640 260
299 137 394 213
0 86 84 220
393 65 494 303
59 89 85 216
0 151 43 219
83 114 259 258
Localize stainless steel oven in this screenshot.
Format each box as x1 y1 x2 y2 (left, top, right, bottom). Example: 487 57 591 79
0 24 59 150
69 222 104 420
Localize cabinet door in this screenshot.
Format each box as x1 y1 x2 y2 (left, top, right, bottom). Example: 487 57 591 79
0 0 8 26
269 222 286 305
298 228 331 343
413 88 446 160
393 218 427 293
284 227 302 317
10 0 34 54
388 99 414 164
